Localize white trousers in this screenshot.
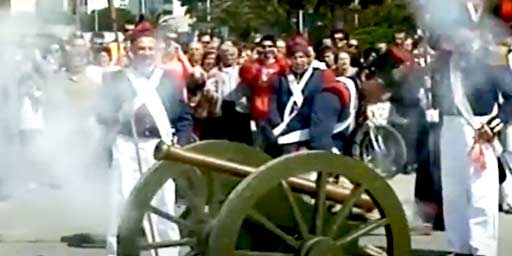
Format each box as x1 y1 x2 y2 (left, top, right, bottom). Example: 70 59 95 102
441 116 499 256
500 125 512 205
108 135 180 256
500 151 512 206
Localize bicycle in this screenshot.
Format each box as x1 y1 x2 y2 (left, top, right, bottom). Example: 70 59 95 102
351 100 408 179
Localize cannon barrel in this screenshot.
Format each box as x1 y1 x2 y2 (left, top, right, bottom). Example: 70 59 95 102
154 141 375 212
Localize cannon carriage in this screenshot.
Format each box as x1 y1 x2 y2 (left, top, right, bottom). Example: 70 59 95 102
117 140 410 256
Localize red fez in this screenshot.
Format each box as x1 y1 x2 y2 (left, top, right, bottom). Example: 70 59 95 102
286 34 310 56
128 21 155 42
501 0 512 23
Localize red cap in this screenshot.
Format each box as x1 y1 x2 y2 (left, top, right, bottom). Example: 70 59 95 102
128 21 155 42
286 34 310 56
501 0 512 23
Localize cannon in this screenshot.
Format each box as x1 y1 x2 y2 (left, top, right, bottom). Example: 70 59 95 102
117 140 411 256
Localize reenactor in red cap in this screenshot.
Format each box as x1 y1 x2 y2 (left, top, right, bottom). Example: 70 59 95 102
96 20 193 256
427 1 512 254
262 34 352 156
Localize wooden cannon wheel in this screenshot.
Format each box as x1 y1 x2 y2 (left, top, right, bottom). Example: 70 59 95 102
117 141 272 256
208 151 411 256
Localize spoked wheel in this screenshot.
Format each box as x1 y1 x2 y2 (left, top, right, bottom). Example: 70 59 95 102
117 141 272 256
353 124 407 179
209 151 410 256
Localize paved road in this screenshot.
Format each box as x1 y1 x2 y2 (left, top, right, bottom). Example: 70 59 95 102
0 174 511 255
385 175 512 255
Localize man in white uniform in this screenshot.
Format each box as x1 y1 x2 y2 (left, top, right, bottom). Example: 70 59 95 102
95 21 194 256
433 28 512 256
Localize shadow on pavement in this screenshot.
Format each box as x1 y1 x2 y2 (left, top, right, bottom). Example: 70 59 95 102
412 249 452 256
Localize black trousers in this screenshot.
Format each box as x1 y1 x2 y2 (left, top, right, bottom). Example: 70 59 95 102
415 123 444 230
195 116 224 141
221 101 253 146
499 157 507 185
394 105 425 166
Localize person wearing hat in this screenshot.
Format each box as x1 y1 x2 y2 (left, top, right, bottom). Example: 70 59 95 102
263 34 351 156
96 20 193 256
428 24 512 255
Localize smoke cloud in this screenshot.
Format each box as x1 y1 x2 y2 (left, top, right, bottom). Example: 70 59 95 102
0 8 112 242
409 0 511 47
404 0 512 112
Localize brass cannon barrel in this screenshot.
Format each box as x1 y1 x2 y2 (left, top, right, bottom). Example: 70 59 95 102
154 142 375 212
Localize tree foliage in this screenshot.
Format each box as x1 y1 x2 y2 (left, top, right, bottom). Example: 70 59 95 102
352 1 416 48
181 0 416 45
211 0 293 39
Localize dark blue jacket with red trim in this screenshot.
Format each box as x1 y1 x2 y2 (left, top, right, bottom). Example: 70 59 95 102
266 66 350 151
95 69 194 146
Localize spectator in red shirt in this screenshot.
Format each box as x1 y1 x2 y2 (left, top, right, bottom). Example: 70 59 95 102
240 35 288 122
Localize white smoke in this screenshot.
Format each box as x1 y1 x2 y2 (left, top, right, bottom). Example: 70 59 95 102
409 0 511 47
404 0 512 111
0 8 112 242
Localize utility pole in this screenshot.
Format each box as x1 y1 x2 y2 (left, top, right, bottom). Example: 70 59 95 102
350 0 361 28
94 10 99 31
75 0 81 31
108 0 122 62
206 0 211 22
298 9 304 33
140 0 146 15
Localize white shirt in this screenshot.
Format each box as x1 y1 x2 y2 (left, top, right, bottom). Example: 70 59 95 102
213 65 249 113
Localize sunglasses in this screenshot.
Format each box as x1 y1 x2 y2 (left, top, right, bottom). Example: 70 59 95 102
348 44 358 48
261 44 275 49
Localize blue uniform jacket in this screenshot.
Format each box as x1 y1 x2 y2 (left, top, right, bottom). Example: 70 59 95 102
432 52 512 123
95 69 194 146
267 68 350 151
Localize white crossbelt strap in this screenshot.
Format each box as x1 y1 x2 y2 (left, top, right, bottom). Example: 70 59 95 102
277 78 354 145
337 76 358 132
466 1 483 23
277 115 353 145
508 51 512 70
125 67 174 144
450 55 502 155
272 65 315 137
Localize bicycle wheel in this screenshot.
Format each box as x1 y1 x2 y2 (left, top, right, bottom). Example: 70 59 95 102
352 124 407 179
